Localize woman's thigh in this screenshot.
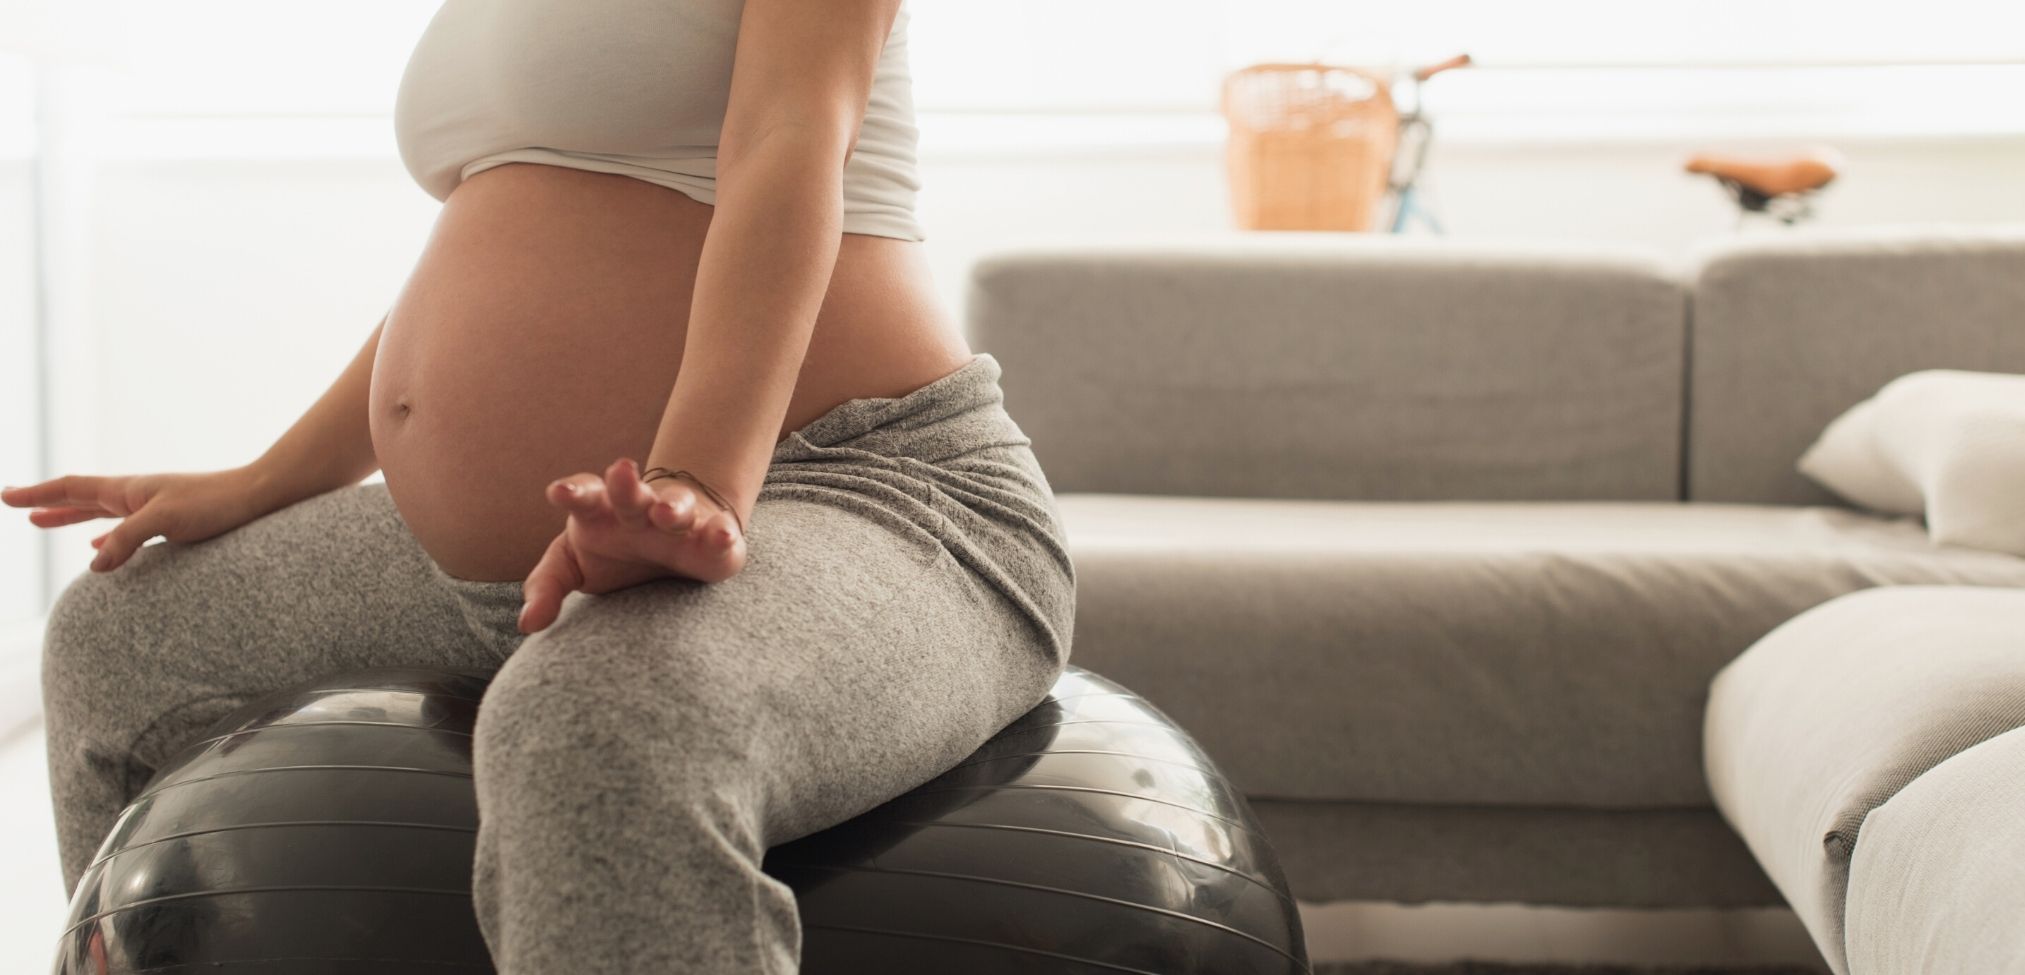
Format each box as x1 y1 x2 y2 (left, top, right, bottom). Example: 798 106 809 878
475 490 1068 848
42 479 512 764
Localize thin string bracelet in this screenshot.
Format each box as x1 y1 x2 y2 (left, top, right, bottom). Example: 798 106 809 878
640 466 746 537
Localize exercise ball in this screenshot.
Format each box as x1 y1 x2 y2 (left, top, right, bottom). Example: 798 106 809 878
766 664 1312 974
55 667 496 974
55 665 1309 974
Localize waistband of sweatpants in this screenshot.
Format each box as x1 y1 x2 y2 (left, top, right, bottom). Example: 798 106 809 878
767 352 1019 463
761 350 1074 665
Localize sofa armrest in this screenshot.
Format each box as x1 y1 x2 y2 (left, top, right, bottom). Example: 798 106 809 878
1845 724 2025 975
1704 584 2025 975
966 234 1686 501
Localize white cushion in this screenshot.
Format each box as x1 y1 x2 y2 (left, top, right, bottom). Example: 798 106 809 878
1705 585 2025 975
1798 369 2025 556
1796 396 1924 515
1846 725 2025 975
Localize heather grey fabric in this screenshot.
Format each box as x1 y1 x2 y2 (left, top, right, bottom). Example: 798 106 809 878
1686 225 2025 506
41 353 1076 975
1845 725 2025 975
1056 494 2025 809
968 235 1687 502
1250 800 1783 909
1704 586 2025 975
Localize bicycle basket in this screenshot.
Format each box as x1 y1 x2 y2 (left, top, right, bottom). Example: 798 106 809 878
1219 62 1398 232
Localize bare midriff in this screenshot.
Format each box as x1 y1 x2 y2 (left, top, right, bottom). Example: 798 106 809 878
367 162 973 584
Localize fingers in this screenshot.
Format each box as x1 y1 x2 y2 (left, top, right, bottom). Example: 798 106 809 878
518 531 584 635
647 488 699 534
604 457 656 531
92 511 161 573
7 476 147 571
22 506 109 530
547 472 611 520
549 459 701 537
0 478 64 508
658 492 734 550
2 476 116 515
704 511 742 552
607 458 707 536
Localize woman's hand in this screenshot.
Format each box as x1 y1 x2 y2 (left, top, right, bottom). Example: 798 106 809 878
517 456 748 634
1 467 275 573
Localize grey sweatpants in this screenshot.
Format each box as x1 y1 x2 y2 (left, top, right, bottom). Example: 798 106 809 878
41 352 1076 974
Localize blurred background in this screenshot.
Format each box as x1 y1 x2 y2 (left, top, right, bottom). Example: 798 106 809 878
1 0 2022 967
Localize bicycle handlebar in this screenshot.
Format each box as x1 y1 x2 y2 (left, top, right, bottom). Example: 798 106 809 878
1412 53 1473 83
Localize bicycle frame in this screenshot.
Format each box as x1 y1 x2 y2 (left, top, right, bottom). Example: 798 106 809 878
1382 54 1470 234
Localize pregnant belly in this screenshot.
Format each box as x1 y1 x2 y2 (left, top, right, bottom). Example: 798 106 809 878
369 162 967 584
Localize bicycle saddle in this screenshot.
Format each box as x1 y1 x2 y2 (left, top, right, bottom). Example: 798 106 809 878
1684 151 1841 197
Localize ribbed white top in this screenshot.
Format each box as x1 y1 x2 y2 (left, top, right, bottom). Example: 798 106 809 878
394 0 924 241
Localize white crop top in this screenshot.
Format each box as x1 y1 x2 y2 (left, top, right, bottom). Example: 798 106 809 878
393 0 925 242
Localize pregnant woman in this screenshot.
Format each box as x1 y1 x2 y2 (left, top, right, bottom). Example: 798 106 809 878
2 0 1076 970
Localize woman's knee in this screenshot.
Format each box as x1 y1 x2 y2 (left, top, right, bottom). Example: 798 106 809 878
41 564 150 708
41 543 256 738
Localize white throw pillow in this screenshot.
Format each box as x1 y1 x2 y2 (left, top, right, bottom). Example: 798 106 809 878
1797 369 2025 556
1796 395 1924 515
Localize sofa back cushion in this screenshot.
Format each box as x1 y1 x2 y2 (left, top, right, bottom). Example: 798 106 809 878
1687 225 2025 505
967 235 1686 501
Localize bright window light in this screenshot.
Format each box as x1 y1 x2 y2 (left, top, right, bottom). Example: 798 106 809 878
44 0 2025 119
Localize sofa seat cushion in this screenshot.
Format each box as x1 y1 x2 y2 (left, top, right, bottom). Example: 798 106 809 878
1845 724 2025 975
1055 495 2025 811
1704 586 2025 975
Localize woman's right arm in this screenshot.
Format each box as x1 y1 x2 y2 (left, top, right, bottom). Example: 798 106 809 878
2 314 391 572
240 313 389 517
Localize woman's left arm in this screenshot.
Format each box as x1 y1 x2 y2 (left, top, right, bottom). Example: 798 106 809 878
517 0 904 630
643 0 907 529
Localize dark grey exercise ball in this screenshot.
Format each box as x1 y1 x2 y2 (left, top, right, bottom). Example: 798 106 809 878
766 664 1312 975
54 665 1310 974
54 667 495 974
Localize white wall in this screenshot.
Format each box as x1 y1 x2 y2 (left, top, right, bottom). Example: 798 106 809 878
1 160 39 627
1 55 42 637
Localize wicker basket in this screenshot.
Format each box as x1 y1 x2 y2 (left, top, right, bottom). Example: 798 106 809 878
1220 62 1398 232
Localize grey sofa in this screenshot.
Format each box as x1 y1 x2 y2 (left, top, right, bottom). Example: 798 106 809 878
963 225 2025 925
